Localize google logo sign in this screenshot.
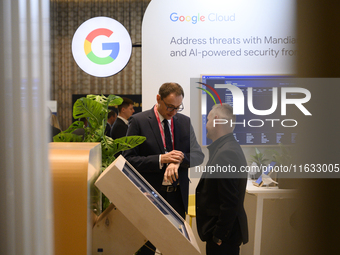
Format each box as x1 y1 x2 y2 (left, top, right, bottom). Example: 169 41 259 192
84 28 119 65
72 17 132 77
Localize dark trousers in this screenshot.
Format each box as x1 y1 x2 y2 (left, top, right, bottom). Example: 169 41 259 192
136 186 185 255
206 241 240 255
159 185 186 219
206 220 242 255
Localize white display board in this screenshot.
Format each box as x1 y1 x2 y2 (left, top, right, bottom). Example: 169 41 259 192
142 0 296 116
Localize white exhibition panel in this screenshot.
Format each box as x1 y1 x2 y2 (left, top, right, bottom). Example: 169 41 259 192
142 0 296 116
95 155 201 255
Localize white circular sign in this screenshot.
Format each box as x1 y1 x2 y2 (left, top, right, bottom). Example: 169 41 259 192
72 17 132 77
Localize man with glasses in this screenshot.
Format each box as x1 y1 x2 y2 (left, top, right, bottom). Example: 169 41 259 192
123 82 204 255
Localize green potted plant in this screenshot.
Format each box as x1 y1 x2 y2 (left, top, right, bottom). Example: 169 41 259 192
267 143 293 166
266 143 297 188
249 147 270 168
248 148 270 180
53 94 146 210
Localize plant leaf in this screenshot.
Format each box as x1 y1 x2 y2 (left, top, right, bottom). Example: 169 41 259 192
111 136 146 156
62 120 84 134
86 94 107 104
86 94 123 109
107 95 123 107
53 132 83 142
84 126 104 142
101 135 115 156
73 97 106 129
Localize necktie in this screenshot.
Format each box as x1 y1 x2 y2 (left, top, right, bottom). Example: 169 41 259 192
163 119 178 186
163 119 173 152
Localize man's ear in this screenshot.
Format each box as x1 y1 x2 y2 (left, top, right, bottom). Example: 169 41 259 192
156 94 161 103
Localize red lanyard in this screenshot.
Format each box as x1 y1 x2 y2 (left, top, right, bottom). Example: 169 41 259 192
154 105 174 151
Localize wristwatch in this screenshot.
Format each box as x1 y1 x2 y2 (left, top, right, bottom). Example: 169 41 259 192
212 236 222 244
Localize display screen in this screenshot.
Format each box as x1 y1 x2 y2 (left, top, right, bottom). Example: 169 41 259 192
122 162 190 241
201 75 298 146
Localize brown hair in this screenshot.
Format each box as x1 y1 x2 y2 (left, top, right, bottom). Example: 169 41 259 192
158 82 184 99
108 110 117 118
118 97 134 113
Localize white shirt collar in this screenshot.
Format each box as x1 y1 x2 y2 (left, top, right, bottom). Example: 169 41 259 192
117 115 129 125
157 110 171 125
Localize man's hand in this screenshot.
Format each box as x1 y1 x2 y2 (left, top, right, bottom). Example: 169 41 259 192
212 236 222 246
164 163 180 183
161 150 184 164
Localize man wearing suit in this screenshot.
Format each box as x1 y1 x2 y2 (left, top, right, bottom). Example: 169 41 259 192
105 110 117 137
123 82 204 255
110 97 134 139
196 103 248 255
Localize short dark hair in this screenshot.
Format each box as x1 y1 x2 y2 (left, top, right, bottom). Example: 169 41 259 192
108 110 117 119
158 82 184 99
118 97 134 113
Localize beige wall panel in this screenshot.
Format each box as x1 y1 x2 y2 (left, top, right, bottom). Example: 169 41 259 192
50 142 101 255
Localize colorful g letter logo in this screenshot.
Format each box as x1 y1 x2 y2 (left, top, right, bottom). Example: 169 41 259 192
84 28 120 65
72 17 132 77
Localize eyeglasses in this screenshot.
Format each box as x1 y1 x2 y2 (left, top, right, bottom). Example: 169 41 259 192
162 99 184 112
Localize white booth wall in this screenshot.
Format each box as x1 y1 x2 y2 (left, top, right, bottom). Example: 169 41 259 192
142 0 297 184
142 1 298 254
141 0 296 163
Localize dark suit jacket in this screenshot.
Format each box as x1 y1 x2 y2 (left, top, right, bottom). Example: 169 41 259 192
196 133 248 245
104 122 112 137
123 107 204 212
110 117 128 139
